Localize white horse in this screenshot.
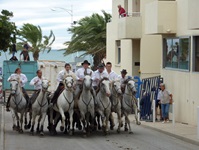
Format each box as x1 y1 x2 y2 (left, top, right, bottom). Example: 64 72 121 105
30 79 50 136
9 80 27 133
78 75 95 134
122 79 141 134
96 77 111 135
51 76 74 135
110 80 122 133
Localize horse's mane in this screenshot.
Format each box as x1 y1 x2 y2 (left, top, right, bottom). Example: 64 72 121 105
123 78 135 85
99 77 109 84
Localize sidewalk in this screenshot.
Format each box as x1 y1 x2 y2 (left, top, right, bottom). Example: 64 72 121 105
129 114 199 146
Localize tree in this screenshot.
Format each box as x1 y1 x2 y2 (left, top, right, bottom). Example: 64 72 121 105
18 23 55 60
0 10 17 55
64 10 111 70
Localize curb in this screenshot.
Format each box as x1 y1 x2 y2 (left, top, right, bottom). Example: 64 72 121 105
0 105 5 150
140 124 199 146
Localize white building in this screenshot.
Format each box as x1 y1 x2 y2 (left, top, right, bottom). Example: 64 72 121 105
107 0 199 126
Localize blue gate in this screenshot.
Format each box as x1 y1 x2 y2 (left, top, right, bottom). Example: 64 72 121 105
139 76 163 121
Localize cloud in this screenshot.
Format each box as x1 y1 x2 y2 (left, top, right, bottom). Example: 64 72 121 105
0 0 112 49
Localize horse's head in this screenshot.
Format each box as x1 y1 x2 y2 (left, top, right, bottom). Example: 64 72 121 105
10 80 19 95
99 77 111 97
42 79 50 91
112 80 122 95
64 75 74 89
126 79 137 95
83 75 92 90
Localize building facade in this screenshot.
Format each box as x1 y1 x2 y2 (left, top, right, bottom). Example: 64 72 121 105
107 0 199 125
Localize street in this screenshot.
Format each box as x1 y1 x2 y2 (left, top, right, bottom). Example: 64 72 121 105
1 105 199 150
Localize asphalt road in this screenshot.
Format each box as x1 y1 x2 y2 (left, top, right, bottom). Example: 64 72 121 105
1 106 199 150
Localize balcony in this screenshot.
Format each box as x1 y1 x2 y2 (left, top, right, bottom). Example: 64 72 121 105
145 1 177 34
118 12 142 39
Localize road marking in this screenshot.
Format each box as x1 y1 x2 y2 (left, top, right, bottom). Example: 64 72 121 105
0 105 5 150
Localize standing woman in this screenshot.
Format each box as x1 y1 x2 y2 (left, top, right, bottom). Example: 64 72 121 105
158 83 173 123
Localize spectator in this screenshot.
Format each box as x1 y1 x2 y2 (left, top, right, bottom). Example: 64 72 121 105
157 83 173 123
23 42 31 50
12 43 17 57
20 49 30 61
118 5 127 17
156 87 162 121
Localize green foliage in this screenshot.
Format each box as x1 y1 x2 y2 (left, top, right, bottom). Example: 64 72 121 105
0 10 17 53
18 23 55 60
64 10 111 69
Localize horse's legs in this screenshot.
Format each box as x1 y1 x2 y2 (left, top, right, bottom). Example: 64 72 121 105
68 110 74 135
40 112 47 136
105 110 111 134
13 111 20 131
98 110 105 132
80 111 86 134
117 109 122 133
36 115 42 133
133 102 141 125
11 110 17 130
30 112 37 135
58 107 66 132
19 112 24 133
125 114 132 134
109 112 115 130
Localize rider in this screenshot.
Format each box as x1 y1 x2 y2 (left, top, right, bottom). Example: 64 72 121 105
105 62 118 82
92 63 109 90
51 63 76 104
75 60 95 100
29 70 46 106
6 68 29 111
118 69 129 93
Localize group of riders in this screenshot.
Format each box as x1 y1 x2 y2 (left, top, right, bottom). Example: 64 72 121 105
6 60 131 112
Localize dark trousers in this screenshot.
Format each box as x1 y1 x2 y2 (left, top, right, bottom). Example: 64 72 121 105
51 82 64 104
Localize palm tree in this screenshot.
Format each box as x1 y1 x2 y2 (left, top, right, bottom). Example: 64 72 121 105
18 23 55 60
64 10 111 70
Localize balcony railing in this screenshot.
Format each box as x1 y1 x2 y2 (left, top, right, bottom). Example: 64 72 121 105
120 12 141 18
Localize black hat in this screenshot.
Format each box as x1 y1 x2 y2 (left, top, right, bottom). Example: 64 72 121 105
98 63 104 68
81 60 90 66
121 69 127 74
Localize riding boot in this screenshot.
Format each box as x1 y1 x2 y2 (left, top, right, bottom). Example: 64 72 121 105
6 94 11 112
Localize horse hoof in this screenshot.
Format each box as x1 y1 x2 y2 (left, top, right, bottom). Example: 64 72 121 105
69 130 73 136
13 125 17 131
78 125 82 130
124 127 128 132
24 125 28 130
129 131 133 134
110 125 114 130
117 129 120 133
19 129 23 133
137 122 141 125
36 130 40 134
60 126 64 132
31 132 34 135
40 132 44 136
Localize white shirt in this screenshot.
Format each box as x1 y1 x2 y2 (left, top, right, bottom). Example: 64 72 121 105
157 89 171 104
106 70 118 82
7 73 28 87
76 67 94 84
92 70 109 87
30 76 45 90
118 75 128 84
57 69 76 83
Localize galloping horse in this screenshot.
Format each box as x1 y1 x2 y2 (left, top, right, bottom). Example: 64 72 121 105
96 77 111 135
78 75 95 134
50 76 74 135
110 80 122 133
9 80 28 133
122 79 141 134
30 79 50 136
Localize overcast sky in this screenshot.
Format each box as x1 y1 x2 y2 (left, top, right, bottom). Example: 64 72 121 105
0 0 112 49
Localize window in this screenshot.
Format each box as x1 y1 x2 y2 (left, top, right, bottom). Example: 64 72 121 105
193 36 199 71
163 37 190 70
116 40 121 64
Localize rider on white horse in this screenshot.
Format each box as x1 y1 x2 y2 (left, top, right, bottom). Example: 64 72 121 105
6 68 29 111
75 60 96 100
51 63 76 104
30 70 47 106
105 62 118 82
92 63 109 91
118 69 129 93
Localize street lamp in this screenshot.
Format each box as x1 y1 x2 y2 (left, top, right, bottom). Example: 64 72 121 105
51 5 75 27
